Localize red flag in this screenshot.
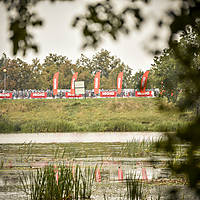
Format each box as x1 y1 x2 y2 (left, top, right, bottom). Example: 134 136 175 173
142 168 148 181
118 167 123 181
53 72 59 95
70 72 78 95
140 70 150 93
94 72 100 94
95 168 101 182
117 72 123 94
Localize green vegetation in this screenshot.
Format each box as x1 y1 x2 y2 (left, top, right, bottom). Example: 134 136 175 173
0 98 193 133
126 173 144 200
18 164 183 200
0 50 134 91
19 164 96 200
19 164 149 200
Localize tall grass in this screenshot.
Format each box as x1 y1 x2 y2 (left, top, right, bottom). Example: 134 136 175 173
18 142 33 162
126 173 144 200
0 119 21 133
0 119 188 133
0 98 192 133
19 164 96 200
20 120 75 133
119 139 162 158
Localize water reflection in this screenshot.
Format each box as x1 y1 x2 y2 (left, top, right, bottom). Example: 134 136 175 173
0 141 195 200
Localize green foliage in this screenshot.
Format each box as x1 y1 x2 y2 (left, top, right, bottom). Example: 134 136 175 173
130 70 144 90
160 117 200 196
155 21 200 196
0 50 137 90
148 49 180 102
2 0 43 55
76 49 133 89
72 0 146 49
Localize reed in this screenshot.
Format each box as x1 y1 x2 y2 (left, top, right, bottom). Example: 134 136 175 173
20 120 75 133
126 173 144 200
120 139 159 157
19 164 96 200
79 165 97 199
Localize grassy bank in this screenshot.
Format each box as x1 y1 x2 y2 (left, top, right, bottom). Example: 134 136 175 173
0 98 193 133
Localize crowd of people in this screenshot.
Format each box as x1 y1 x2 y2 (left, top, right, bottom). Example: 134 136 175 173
0 88 159 99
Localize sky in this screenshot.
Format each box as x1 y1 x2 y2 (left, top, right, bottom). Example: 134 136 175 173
0 0 178 74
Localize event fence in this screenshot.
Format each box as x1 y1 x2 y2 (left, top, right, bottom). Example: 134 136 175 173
0 89 159 99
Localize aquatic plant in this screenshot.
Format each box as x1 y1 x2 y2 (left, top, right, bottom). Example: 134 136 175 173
126 173 144 200
79 165 96 199
18 142 34 163
120 139 160 158
19 164 96 200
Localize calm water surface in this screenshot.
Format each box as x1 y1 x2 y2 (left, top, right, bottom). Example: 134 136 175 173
0 132 197 200
0 132 165 144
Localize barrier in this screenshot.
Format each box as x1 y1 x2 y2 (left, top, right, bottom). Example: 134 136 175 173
31 92 47 98
65 92 82 98
0 93 12 99
135 91 152 97
0 89 157 99
100 91 117 97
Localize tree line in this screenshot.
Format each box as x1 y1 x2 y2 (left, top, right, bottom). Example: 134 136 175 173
0 49 143 91
148 22 200 104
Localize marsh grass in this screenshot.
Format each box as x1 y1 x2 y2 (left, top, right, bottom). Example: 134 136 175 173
18 142 34 162
19 164 96 200
0 98 192 133
120 139 160 157
126 173 144 200
20 120 75 133
0 140 170 169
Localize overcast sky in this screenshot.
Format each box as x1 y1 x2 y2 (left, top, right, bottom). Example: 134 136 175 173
0 0 178 73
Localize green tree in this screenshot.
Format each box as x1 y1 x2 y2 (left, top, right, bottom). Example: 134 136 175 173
149 49 180 102
76 54 95 90
0 58 32 90
131 70 144 90
27 58 43 89
76 49 134 90
40 54 77 89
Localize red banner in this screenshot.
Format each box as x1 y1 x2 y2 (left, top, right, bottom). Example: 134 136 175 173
94 72 100 95
140 70 150 93
135 91 152 97
65 92 82 98
53 72 59 95
0 93 12 99
100 91 117 97
31 92 47 98
117 72 123 94
71 72 78 95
